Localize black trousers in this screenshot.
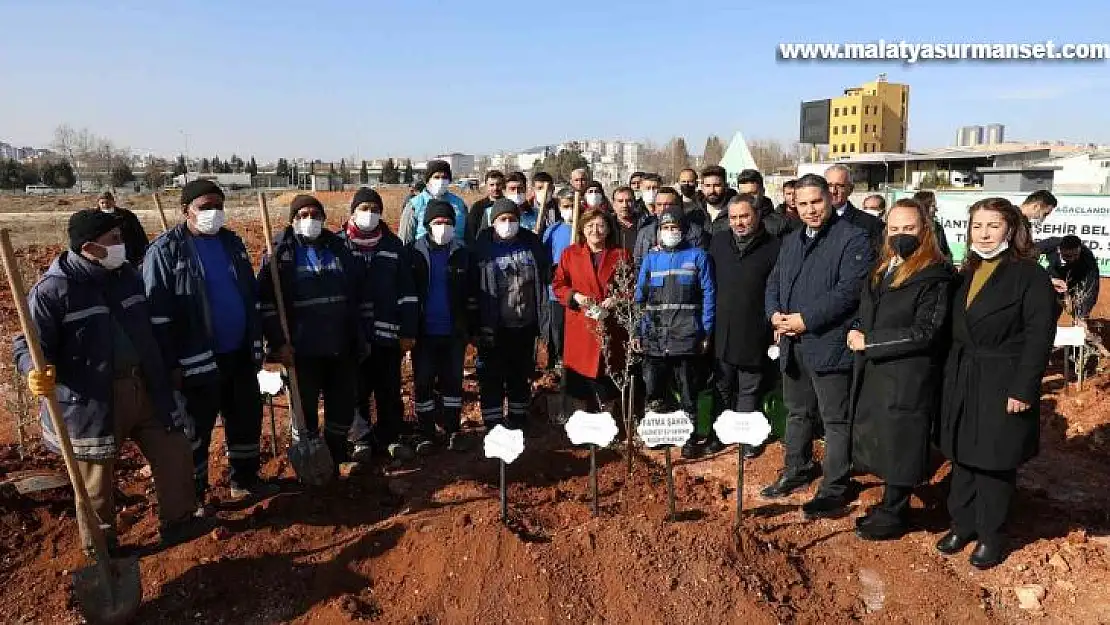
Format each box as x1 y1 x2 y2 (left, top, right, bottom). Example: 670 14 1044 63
479 327 537 426
353 344 404 448
183 349 263 496
295 355 357 465
871 484 913 525
413 335 466 439
643 355 700 418
713 361 763 413
782 344 852 498
541 298 565 368
947 462 1017 545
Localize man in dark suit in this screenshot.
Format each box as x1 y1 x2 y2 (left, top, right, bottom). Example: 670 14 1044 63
763 173 874 519
825 164 883 247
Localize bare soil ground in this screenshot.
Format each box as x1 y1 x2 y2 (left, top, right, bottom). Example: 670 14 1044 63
0 193 1107 624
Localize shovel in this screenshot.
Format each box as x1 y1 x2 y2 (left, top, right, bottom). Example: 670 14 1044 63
0 229 141 624
257 194 334 486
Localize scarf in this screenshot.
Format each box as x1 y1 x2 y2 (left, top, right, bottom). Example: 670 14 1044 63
345 220 383 252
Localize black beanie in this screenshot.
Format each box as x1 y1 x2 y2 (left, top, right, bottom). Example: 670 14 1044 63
68 209 122 252
180 179 225 206
490 198 520 222
658 205 684 228
350 187 382 213
288 194 325 222
424 199 456 227
424 159 452 181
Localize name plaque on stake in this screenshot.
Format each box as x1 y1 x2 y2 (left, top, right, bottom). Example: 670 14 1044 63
257 369 284 395
565 411 619 447
484 425 525 464
637 411 694 448
714 411 772 447
1054 325 1086 347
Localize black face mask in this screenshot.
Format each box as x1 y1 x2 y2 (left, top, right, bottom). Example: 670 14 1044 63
679 184 696 199
888 233 920 259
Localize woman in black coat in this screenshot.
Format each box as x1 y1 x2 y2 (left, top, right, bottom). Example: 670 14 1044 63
935 198 1055 570
848 199 954 541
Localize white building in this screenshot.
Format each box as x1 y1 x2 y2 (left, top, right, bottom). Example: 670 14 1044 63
517 146 551 172
1043 151 1110 194
622 143 643 171
432 152 476 177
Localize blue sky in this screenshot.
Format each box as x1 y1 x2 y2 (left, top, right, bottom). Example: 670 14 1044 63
1 0 1107 162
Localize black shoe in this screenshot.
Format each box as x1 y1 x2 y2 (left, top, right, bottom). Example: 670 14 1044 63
681 440 703 460
742 444 764 460
447 432 468 452
802 494 849 520
702 437 726 456
935 530 976 555
760 469 817 499
969 541 1005 570
854 514 907 541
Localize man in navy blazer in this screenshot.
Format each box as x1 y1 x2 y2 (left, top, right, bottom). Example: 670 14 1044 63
763 173 874 519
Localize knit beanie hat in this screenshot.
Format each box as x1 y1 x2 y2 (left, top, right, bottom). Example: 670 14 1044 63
68 209 122 252
180 179 225 206
350 187 382 213
288 194 325 222
424 199 456 227
658 205 684 228
424 159 452 181
490 198 520 222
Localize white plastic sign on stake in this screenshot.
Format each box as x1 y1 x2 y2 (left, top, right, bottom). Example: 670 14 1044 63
1054 326 1086 347
565 411 619 447
714 411 773 447
257 369 284 396
637 411 694 448
483 425 525 464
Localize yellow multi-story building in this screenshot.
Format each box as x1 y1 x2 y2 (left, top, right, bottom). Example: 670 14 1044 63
828 74 909 157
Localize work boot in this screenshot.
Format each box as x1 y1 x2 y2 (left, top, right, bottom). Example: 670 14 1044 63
702 436 726 456
802 494 850 520
387 442 415 462
854 509 907 541
350 443 373 464
681 440 703 459
414 438 436 456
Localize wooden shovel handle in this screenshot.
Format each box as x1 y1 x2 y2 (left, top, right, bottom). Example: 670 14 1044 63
152 193 170 232
256 194 309 433
0 230 112 561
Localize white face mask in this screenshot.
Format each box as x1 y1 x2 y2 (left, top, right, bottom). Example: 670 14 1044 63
430 223 455 245
193 209 225 235
98 244 127 270
494 220 520 239
641 189 657 206
973 240 1009 259
585 192 602 208
295 218 323 240
426 178 449 197
506 192 525 205
660 230 683 248
353 210 380 231
535 188 549 204
560 208 574 223
99 206 115 214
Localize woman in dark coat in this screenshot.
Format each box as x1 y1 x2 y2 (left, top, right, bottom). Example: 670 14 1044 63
935 197 1055 570
848 198 954 541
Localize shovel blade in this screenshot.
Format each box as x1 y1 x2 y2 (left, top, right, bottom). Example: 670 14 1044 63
72 556 141 625
4 471 71 495
287 437 335 487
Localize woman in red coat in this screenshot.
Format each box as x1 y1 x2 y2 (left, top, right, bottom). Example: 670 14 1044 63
552 209 632 415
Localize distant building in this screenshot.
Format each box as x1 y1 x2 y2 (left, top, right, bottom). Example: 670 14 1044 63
978 164 1059 193
828 74 909 157
956 126 985 147
432 153 475 177
172 173 253 189
1041 151 1110 194
985 123 1005 145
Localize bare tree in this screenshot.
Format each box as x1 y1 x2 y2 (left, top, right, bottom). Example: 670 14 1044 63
749 139 797 173
703 135 726 167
